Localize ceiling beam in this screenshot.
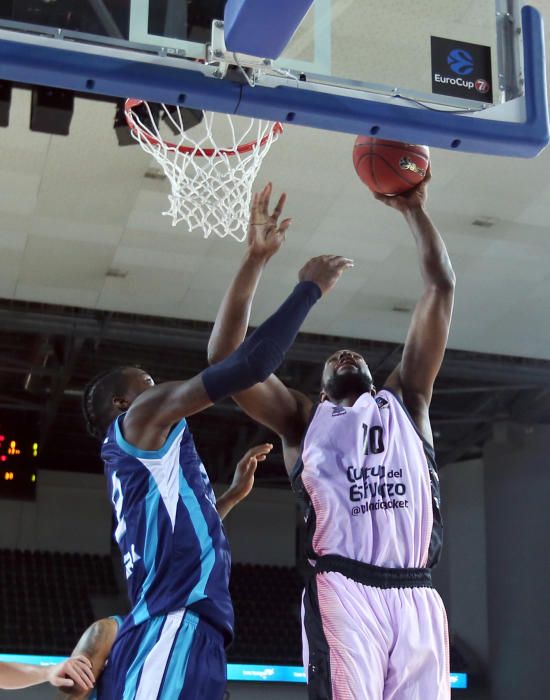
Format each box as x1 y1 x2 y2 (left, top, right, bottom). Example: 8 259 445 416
2 304 550 386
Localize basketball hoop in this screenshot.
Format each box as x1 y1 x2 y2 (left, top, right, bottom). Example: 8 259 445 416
124 99 283 242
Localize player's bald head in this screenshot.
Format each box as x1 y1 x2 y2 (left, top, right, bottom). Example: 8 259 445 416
321 349 373 402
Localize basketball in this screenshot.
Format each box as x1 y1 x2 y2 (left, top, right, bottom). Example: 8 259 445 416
353 136 430 195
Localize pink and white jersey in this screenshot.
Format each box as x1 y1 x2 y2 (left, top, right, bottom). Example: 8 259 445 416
292 389 442 569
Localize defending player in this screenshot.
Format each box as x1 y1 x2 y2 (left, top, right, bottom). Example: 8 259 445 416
54 445 272 699
207 177 455 699
80 205 352 700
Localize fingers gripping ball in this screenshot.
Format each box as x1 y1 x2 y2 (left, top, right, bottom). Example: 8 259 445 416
353 137 430 195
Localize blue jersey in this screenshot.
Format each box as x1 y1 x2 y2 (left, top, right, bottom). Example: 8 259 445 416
101 415 233 643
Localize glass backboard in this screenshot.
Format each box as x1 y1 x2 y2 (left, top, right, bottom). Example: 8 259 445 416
0 1 546 156
0 0 519 106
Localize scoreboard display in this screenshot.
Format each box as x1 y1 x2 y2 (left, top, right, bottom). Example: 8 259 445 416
0 430 39 500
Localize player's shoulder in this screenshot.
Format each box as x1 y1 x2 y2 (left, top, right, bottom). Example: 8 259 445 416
103 415 188 462
100 416 122 454
374 389 393 410
377 386 419 415
375 387 416 420
375 387 408 416
377 387 433 446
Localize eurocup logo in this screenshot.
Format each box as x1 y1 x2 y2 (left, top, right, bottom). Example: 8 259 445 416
475 78 490 94
447 49 474 75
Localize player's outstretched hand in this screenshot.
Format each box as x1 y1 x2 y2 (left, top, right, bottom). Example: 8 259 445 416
374 165 432 213
48 655 95 690
299 255 354 295
230 443 273 502
247 183 291 260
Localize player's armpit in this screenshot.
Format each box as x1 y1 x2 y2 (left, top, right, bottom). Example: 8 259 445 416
232 378 313 449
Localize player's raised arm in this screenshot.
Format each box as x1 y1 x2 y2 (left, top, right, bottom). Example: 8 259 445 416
377 170 455 442
117 254 350 452
208 183 291 362
208 183 312 448
207 184 353 459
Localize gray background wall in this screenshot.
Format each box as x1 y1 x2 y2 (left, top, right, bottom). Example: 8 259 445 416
435 458 489 669
0 471 112 554
483 423 550 700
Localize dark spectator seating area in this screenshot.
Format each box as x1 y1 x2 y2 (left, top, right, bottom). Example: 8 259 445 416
0 550 305 663
0 550 475 678
229 563 304 665
0 549 118 654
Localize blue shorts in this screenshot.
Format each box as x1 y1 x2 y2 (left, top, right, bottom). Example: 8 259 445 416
96 609 226 699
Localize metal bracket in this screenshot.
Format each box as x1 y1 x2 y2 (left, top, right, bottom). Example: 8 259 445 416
496 0 524 99
207 20 272 83
206 20 229 78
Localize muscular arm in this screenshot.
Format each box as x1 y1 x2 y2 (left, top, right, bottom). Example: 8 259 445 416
208 248 313 448
381 174 455 443
0 662 55 690
208 249 268 363
55 618 119 699
208 185 314 455
122 272 324 451
206 186 352 467
208 184 291 361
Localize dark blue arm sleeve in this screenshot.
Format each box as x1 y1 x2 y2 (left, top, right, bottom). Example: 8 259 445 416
202 280 321 402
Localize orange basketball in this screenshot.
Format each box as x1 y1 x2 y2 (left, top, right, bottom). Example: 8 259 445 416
353 136 430 195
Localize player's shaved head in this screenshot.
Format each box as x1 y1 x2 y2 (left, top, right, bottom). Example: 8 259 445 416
321 349 373 403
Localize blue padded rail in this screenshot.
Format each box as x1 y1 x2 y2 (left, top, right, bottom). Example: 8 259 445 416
224 0 315 59
0 6 546 157
0 38 242 111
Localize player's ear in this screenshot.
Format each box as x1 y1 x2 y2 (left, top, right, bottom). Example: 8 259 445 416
319 390 328 402
113 395 130 412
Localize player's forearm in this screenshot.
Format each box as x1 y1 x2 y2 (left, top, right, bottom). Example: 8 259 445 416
208 251 268 364
215 488 242 520
202 280 321 402
404 207 455 289
0 661 48 689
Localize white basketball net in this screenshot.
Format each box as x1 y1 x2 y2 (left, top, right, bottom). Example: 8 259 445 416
125 100 282 242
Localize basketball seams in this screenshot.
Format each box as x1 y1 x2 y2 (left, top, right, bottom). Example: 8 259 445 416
367 142 382 194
